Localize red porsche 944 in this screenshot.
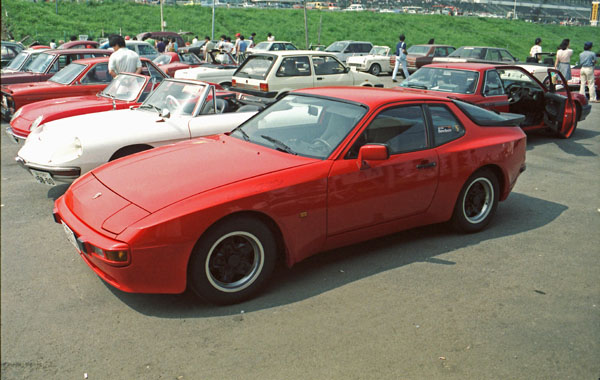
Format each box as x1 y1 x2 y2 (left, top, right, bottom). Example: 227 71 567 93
54 87 527 304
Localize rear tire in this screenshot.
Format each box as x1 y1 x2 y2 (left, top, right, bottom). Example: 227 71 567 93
451 169 499 233
109 145 152 161
189 216 277 305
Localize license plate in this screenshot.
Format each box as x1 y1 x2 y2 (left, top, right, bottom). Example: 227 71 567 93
30 169 56 186
62 222 79 251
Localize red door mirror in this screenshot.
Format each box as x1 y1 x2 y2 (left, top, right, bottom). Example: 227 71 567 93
357 144 389 169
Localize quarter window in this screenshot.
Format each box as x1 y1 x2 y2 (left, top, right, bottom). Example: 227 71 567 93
429 105 465 146
484 70 505 96
81 63 111 83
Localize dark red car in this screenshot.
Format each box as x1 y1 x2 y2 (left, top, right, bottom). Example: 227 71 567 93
396 63 591 139
153 51 204 76
405 44 456 73
54 87 526 304
0 49 110 85
1 56 166 123
58 40 100 49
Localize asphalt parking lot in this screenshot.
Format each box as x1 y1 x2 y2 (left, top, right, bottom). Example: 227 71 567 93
1 102 599 379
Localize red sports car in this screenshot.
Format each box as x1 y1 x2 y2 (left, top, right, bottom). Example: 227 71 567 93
154 50 238 77
6 69 166 143
396 63 590 139
0 48 110 85
53 87 527 304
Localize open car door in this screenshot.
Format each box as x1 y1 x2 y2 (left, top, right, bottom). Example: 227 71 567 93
543 68 576 139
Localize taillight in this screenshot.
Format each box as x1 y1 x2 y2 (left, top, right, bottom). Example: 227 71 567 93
231 79 237 86
260 82 269 92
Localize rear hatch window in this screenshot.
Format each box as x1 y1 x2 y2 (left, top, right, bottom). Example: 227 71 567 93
234 55 276 80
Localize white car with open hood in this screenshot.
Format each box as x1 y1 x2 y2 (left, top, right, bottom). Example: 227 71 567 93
16 79 259 186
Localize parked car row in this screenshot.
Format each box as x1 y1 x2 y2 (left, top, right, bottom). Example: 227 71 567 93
3 33 593 306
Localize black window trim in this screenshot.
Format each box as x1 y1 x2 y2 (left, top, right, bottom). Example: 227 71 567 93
423 103 466 147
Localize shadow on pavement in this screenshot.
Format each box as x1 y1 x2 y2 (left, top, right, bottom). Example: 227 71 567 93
526 127 599 157
106 191 567 317
47 184 70 201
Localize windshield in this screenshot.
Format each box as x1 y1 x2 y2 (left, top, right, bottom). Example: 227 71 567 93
101 74 147 101
449 47 484 59
27 53 55 73
154 55 172 65
140 80 207 116
49 63 87 84
234 55 275 79
407 45 430 56
370 47 388 56
181 53 201 64
325 42 347 53
231 94 367 159
5 51 28 70
400 67 479 94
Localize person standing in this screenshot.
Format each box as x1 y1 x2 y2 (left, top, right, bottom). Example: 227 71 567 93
529 37 542 59
49 39 57 49
233 33 241 56
108 34 142 78
156 38 166 53
267 32 275 42
392 34 409 82
192 35 199 45
237 35 248 61
578 42 597 102
203 36 215 60
249 32 256 48
554 38 573 81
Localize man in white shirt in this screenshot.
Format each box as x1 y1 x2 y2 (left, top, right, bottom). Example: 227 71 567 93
108 35 142 78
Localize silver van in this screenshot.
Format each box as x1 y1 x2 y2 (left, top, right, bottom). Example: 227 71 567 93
324 41 373 64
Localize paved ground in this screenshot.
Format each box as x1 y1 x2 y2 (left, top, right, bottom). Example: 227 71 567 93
1 103 599 379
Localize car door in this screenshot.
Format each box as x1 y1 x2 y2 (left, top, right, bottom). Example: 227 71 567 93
78 62 113 94
272 55 313 92
311 55 352 87
327 103 439 236
478 69 510 112
543 69 576 138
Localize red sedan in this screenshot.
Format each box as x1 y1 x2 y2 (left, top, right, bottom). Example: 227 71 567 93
0 48 110 85
54 87 526 304
1 57 165 122
396 63 590 139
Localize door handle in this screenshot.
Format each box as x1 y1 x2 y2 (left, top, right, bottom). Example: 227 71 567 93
416 161 436 169
316 77 323 80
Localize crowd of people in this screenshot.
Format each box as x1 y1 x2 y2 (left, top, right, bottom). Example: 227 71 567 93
528 37 597 102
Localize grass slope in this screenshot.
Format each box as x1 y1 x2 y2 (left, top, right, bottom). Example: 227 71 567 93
2 0 597 59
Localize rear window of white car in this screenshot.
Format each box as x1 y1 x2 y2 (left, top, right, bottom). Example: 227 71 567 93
234 55 276 80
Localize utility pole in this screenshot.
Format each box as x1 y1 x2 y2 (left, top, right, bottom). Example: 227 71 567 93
304 0 308 49
160 0 164 31
212 0 215 40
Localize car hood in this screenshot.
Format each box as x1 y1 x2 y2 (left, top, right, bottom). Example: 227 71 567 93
92 134 317 213
2 80 63 95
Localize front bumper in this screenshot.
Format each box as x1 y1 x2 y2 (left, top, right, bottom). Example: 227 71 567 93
15 155 81 184
5 127 26 144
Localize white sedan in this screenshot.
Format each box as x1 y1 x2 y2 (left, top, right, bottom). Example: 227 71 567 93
173 51 238 88
16 79 258 186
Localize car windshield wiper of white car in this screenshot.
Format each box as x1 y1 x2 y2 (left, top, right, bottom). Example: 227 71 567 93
260 134 297 155
406 83 428 89
231 125 250 141
138 103 161 112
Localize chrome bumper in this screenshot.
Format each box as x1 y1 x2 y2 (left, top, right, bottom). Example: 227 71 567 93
15 156 81 183
5 127 25 144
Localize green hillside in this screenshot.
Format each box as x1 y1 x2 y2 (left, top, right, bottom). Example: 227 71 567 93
2 0 597 59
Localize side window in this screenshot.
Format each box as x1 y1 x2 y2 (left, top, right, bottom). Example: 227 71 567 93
485 49 501 61
499 50 514 62
271 43 284 51
56 55 69 71
360 44 372 53
285 43 297 50
434 47 446 57
276 56 311 77
348 105 428 158
81 63 111 83
139 44 157 55
142 62 164 82
447 47 456 55
429 105 465 146
483 70 504 96
313 56 345 75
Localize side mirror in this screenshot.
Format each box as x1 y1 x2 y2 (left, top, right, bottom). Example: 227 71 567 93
160 108 170 118
344 66 350 73
357 144 389 169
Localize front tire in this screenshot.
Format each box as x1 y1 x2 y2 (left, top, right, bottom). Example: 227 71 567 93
451 169 499 233
189 216 277 305
369 63 381 76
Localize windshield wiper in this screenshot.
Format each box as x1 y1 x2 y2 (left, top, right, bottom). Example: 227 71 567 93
260 135 297 155
138 103 161 112
232 126 250 141
407 84 428 89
